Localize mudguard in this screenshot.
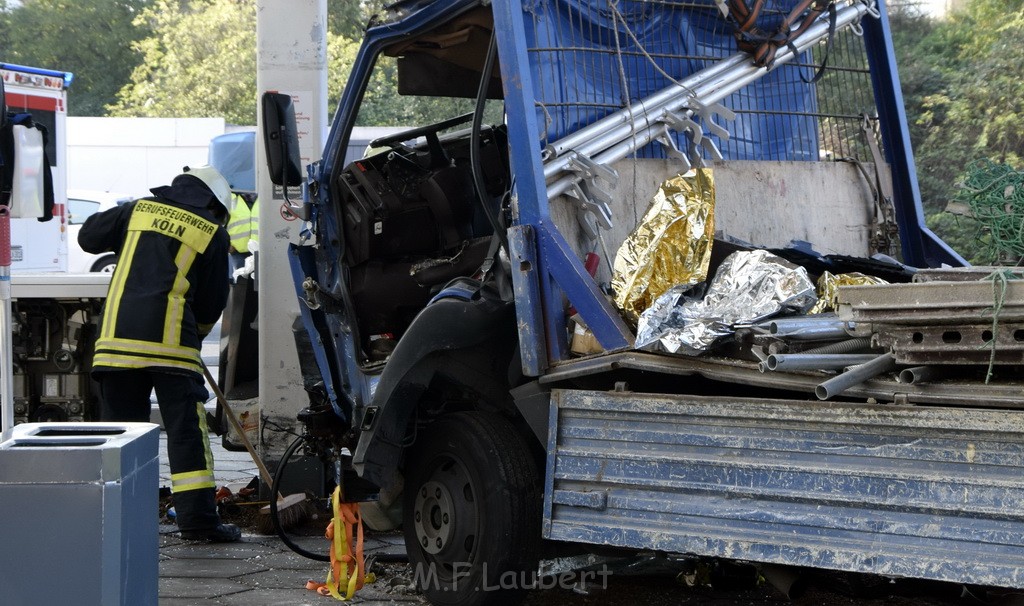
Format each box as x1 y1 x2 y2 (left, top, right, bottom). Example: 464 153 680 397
352 282 515 487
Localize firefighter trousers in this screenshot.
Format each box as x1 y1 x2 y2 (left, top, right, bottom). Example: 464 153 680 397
96 368 220 531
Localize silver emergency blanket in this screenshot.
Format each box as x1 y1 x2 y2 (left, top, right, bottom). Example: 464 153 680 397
635 249 818 354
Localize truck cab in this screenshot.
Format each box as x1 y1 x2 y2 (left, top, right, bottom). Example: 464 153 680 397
266 0 1024 603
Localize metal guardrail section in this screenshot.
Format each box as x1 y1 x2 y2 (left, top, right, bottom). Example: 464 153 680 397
874 323 1024 365
913 268 1024 283
545 389 1024 587
541 351 1024 408
838 281 1024 324
839 280 1024 364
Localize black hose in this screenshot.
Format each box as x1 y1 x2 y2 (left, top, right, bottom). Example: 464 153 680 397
470 32 509 254
371 552 410 563
271 436 411 567
271 434 330 561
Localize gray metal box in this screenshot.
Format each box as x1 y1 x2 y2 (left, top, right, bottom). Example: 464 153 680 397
0 422 160 606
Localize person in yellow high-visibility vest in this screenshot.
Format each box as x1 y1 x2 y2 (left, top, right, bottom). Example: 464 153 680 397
226 192 258 280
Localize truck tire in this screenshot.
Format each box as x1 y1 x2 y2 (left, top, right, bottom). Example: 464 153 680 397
403 411 540 606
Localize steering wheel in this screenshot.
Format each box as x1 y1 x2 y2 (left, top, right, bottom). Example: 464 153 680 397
369 112 476 150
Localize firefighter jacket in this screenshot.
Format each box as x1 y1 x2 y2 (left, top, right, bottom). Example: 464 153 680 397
227 193 258 253
78 192 229 376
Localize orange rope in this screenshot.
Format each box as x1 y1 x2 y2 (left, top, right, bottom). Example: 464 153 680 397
305 485 375 600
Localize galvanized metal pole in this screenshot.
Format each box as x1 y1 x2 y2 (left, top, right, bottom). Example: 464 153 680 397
1 206 13 433
815 353 897 400
766 353 884 372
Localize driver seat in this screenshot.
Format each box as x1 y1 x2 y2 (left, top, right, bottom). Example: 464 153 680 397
418 165 477 251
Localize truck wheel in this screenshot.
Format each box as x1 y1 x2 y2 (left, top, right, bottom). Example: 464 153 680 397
403 411 540 606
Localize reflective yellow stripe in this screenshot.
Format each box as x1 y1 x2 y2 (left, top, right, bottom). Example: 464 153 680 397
92 353 201 373
196 401 214 475
164 246 198 344
102 231 141 340
171 470 216 492
174 470 213 481
228 221 255 249
94 335 202 371
96 336 199 359
170 402 216 493
129 200 217 253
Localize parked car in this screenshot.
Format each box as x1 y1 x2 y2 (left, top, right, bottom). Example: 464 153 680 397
66 189 135 273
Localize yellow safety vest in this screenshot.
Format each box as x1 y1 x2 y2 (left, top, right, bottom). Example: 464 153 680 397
227 193 259 252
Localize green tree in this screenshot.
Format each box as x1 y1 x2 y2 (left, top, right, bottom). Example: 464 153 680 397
109 0 400 124
108 0 257 124
0 0 153 116
892 0 1024 263
328 0 386 39
328 0 483 126
937 0 1024 167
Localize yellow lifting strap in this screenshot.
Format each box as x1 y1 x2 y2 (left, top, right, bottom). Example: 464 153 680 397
306 485 375 601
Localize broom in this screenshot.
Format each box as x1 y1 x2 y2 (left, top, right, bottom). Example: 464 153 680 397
201 361 310 534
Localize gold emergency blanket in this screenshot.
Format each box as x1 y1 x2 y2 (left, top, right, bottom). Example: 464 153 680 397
809 271 888 314
612 169 715 324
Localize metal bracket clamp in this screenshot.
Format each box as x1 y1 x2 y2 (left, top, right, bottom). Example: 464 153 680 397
568 180 612 241
300 277 322 310
656 129 694 173
656 125 723 172
859 113 899 257
562 152 617 240
661 101 732 168
691 99 735 142
664 109 706 147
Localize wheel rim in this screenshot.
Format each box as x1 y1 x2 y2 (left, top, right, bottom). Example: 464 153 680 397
412 455 479 573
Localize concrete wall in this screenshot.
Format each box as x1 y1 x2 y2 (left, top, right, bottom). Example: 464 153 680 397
67 117 226 197
550 159 876 284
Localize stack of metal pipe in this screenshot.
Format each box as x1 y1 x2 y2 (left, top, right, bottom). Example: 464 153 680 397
742 313 896 400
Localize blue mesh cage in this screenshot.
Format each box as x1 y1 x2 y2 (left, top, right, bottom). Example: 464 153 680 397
522 0 875 162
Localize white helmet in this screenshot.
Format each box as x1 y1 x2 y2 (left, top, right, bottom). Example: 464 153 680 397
183 165 232 214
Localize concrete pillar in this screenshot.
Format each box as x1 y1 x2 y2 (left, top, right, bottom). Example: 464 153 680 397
255 0 328 455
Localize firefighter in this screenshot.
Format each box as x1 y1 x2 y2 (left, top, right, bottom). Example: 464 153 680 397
79 165 240 543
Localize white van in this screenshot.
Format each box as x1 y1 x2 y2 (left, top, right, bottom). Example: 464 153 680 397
65 189 134 273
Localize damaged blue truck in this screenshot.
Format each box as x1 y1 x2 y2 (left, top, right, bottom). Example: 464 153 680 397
261 0 1024 603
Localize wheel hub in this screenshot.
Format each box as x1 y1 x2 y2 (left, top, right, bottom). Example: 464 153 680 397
413 480 454 555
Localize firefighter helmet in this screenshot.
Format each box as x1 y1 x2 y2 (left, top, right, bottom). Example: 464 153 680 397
183 165 232 215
